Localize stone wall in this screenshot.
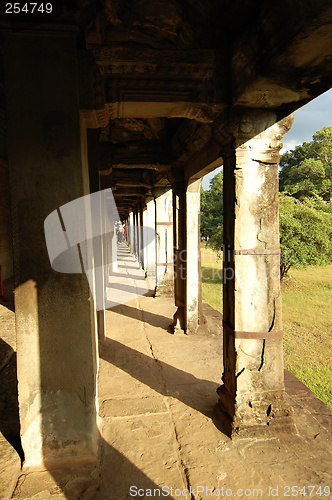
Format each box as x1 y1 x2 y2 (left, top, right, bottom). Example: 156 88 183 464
0 163 13 280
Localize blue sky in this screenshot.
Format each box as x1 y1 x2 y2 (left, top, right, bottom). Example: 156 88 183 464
202 88 332 190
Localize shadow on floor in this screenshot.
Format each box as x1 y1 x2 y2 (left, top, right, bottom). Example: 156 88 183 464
117 263 140 270
107 272 142 282
106 281 150 296
106 302 173 332
100 338 220 419
98 439 177 500
0 338 24 463
47 437 177 500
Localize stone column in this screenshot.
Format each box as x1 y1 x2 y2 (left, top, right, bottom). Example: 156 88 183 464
109 205 118 273
0 160 13 281
143 208 148 271
216 110 295 436
87 130 106 341
134 210 139 259
172 176 201 334
144 199 156 285
129 212 134 254
125 216 129 245
155 190 174 295
139 205 144 269
3 30 98 465
185 179 201 334
172 179 186 332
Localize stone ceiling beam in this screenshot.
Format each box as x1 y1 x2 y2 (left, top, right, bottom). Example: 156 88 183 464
87 45 226 122
109 163 168 170
184 139 223 184
231 2 332 109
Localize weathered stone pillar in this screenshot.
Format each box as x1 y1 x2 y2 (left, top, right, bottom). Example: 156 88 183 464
139 205 144 269
109 206 118 273
171 175 201 334
216 110 294 436
0 159 13 281
172 178 186 332
3 30 98 465
144 199 157 285
185 179 201 334
125 216 129 245
155 190 174 295
134 209 139 259
87 130 106 341
129 212 134 254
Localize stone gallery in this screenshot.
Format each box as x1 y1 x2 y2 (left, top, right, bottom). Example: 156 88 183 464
0 1 331 498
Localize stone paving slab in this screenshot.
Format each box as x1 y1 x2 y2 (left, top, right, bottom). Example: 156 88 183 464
100 395 168 419
100 412 189 500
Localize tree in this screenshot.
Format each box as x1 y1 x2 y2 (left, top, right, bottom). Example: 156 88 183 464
200 171 223 240
279 194 332 277
279 126 332 201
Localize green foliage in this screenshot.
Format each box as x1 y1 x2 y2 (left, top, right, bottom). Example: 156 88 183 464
200 171 223 240
279 194 332 276
279 126 332 201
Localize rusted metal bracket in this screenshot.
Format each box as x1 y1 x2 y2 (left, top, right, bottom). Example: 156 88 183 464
223 321 283 339
233 249 281 255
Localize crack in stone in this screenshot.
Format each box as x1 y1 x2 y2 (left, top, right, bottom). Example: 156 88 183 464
164 398 196 500
137 297 167 394
136 296 195 499
258 340 265 372
257 217 268 247
268 300 276 332
253 159 278 167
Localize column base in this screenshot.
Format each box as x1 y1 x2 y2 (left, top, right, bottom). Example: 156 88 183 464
186 313 199 335
214 384 296 438
154 279 174 297
17 456 100 500
172 306 186 334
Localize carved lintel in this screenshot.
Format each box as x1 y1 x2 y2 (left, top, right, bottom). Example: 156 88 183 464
213 107 294 156
81 107 113 129
89 45 215 69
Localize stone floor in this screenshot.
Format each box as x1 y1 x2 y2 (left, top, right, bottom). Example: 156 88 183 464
0 243 331 499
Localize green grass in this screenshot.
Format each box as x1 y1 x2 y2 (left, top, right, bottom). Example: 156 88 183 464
281 266 332 408
201 245 332 409
201 246 223 312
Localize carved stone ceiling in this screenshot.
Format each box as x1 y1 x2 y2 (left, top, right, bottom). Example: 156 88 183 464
81 0 332 217
98 116 213 215
103 0 217 48
5 0 329 218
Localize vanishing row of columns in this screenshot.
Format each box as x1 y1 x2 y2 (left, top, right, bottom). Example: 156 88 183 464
124 176 201 338
3 29 294 467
